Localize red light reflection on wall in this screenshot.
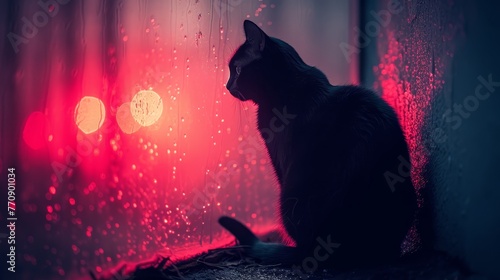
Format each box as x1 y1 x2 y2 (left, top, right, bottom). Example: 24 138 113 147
374 0 460 252
376 31 434 195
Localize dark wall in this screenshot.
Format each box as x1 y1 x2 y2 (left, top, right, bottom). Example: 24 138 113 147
444 0 500 276
363 0 500 278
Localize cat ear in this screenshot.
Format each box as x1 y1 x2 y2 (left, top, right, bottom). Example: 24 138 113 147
243 20 266 52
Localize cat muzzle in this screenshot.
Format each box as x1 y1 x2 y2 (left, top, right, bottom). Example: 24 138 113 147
229 87 248 101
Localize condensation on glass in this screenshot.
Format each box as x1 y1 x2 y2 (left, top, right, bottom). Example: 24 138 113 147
2 0 352 278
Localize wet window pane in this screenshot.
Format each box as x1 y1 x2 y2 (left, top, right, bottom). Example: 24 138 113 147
1 0 353 278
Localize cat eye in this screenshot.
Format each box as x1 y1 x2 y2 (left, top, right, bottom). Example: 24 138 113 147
235 66 242 76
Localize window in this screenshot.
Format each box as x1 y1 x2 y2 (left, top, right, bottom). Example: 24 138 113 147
2 0 355 277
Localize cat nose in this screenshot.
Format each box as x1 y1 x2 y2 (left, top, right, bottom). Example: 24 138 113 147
227 82 240 96
226 78 246 100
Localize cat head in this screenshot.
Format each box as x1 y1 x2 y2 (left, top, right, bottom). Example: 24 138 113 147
226 20 306 104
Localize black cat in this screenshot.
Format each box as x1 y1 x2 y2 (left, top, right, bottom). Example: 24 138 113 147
219 20 416 270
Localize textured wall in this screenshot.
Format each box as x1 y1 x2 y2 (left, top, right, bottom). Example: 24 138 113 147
364 0 500 278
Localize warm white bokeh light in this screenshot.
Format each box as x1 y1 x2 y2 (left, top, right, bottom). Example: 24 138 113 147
116 102 141 134
130 90 163 127
74 96 106 134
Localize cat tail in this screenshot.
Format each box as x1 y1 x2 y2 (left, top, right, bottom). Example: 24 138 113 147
218 216 299 265
218 216 259 246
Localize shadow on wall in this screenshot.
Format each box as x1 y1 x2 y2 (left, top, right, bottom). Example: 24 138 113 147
365 0 500 278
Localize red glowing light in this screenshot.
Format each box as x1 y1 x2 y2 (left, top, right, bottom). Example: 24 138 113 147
74 96 106 134
22 111 50 150
18 8 281 278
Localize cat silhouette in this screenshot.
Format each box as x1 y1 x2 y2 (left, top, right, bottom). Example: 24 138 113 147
219 20 416 270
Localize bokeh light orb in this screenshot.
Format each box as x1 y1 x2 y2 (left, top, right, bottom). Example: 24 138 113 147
74 96 106 134
23 111 50 150
116 102 141 134
130 90 163 127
